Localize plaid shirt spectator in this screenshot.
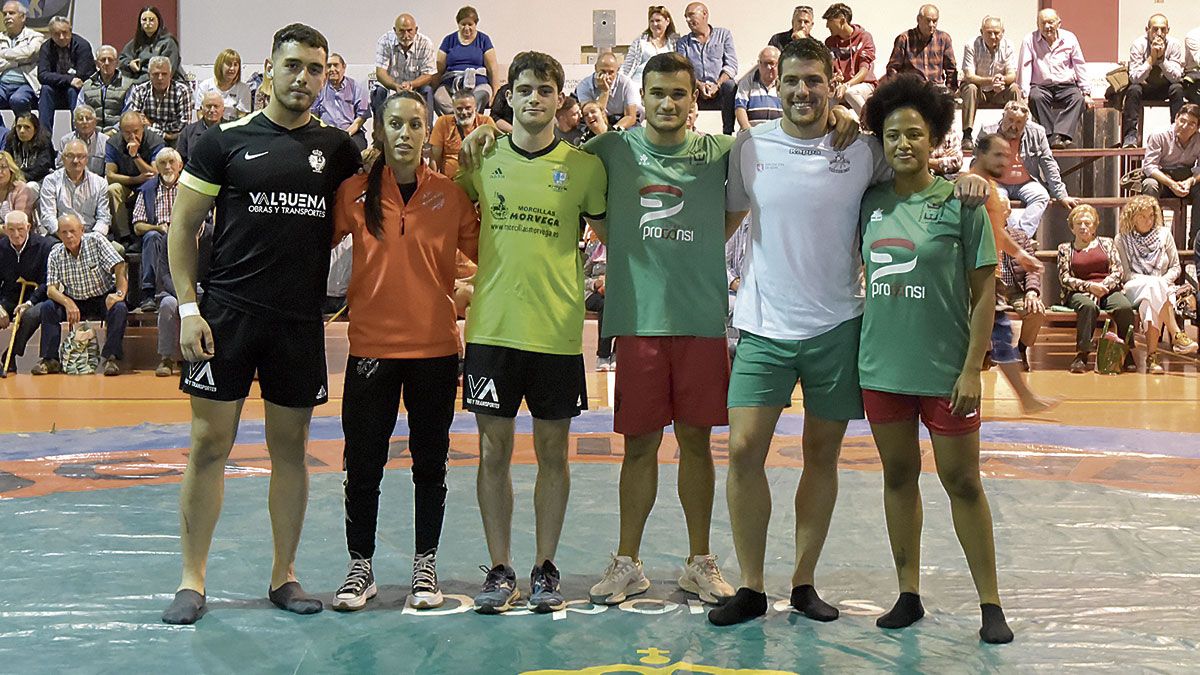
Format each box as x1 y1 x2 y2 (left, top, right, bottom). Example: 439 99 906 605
126 80 192 136
47 231 124 300
375 29 437 85
131 180 177 226
887 28 957 87
962 35 1016 84
1000 224 1042 300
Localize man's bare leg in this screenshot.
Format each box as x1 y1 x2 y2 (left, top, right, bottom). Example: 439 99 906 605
262 401 322 614
163 397 243 625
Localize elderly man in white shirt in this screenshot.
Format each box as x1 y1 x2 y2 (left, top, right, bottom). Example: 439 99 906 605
960 16 1021 150
38 139 111 237
0 0 43 123
1122 14 1186 147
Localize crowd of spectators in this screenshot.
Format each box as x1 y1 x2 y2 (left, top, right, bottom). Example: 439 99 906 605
2 2 1200 377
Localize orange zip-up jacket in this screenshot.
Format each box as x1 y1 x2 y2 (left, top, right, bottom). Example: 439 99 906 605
332 163 480 359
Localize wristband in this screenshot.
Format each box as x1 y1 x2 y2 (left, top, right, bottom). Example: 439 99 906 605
179 302 200 319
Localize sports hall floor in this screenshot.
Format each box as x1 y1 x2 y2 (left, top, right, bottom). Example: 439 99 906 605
1 322 1198 673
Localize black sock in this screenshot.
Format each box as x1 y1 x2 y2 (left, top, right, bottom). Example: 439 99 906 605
162 589 206 625
980 603 1014 644
707 587 768 626
876 592 924 629
790 585 839 622
269 581 323 615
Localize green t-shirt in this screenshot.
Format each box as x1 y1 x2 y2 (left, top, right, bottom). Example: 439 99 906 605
859 177 997 397
457 137 607 355
583 129 733 337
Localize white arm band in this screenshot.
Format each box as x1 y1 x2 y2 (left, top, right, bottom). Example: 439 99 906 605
178 302 200 319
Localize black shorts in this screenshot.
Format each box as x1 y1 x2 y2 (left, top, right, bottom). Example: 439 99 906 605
180 300 327 408
462 343 586 419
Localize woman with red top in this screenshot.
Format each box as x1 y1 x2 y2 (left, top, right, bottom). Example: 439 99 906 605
1056 204 1135 373
328 90 480 612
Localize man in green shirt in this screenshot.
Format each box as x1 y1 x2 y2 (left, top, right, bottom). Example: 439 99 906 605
456 51 607 615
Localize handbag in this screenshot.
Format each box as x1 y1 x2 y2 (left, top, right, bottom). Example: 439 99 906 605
60 321 101 375
1105 64 1129 94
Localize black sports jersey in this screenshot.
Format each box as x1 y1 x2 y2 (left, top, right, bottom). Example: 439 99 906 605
180 111 361 321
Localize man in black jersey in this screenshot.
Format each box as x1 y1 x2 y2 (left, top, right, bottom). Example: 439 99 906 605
161 23 361 625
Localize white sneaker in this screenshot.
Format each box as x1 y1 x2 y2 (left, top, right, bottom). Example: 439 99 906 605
332 558 377 611
588 554 651 605
407 550 444 609
678 554 734 604
595 355 616 371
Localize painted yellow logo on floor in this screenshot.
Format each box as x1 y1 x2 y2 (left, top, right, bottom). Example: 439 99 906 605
522 647 796 674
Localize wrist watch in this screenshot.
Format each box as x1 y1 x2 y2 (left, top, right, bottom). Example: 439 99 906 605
114 290 125 298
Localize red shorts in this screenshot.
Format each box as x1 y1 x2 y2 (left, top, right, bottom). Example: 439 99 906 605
613 336 730 436
861 389 981 437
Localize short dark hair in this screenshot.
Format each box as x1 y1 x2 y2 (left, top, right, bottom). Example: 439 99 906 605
1179 103 1200 124
557 94 580 114
642 52 696 90
862 74 956 146
271 23 329 58
975 132 1006 154
456 6 479 24
822 3 853 22
779 37 834 81
507 51 564 93
327 53 345 66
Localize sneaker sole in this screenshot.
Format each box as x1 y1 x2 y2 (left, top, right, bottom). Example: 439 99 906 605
530 597 567 613
589 577 651 605
331 583 377 611
406 591 444 610
474 589 520 614
678 575 731 605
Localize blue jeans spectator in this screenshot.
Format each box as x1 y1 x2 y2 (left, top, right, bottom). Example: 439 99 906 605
0 81 36 127
37 84 79 135
37 293 128 360
140 229 165 298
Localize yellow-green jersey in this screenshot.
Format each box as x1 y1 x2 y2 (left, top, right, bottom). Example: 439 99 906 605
457 137 607 355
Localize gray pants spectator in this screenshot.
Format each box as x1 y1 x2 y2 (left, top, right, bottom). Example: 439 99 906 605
1029 82 1085 142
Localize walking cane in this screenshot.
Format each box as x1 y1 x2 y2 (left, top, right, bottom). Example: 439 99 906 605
1 278 37 377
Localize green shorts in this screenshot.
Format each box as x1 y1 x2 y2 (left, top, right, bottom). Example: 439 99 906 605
727 316 864 420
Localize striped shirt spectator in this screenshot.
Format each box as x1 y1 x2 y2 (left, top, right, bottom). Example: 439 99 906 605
375 23 437 88
734 47 782 130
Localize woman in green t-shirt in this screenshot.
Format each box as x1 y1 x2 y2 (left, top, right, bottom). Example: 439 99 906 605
859 75 1013 644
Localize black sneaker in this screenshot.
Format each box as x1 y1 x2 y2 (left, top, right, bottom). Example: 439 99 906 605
530 560 566 613
474 564 519 614
31 358 62 375
407 550 443 609
332 558 377 611
136 297 158 313
1069 353 1088 373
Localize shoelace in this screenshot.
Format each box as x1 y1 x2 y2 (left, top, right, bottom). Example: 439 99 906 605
480 565 511 592
339 560 372 594
698 555 726 582
601 554 625 581
412 553 438 592
533 564 559 594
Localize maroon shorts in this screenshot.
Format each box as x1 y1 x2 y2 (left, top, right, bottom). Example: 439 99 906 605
861 389 981 437
613 336 730 436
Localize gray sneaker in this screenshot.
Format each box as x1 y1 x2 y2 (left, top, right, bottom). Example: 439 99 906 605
530 560 566 613
474 564 520 614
